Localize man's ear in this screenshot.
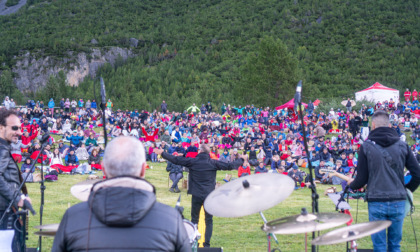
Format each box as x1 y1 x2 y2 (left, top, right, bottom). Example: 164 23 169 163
140 162 147 178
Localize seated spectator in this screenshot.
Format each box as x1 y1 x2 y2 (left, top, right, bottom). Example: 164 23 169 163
185 143 198 158
245 145 260 166
166 153 183 193
21 158 35 173
88 148 102 170
230 148 241 163
238 160 251 177
219 149 231 163
85 133 98 152
254 161 268 174
65 149 79 167
288 166 304 189
149 142 158 162
62 119 72 134
75 143 89 161
66 130 84 148
11 137 31 163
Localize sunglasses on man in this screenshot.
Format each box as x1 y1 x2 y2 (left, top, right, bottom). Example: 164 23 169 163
8 125 22 131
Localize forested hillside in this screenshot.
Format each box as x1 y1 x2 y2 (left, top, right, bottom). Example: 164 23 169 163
0 0 419 111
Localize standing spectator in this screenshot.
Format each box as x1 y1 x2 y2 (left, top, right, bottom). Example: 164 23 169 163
221 103 227 115
161 100 168 114
200 104 207 114
64 98 70 112
91 99 97 109
346 98 352 112
60 98 65 110
187 103 200 115
205 102 213 113
412 89 418 102
404 88 411 102
48 98 55 116
307 100 314 115
85 99 91 110
9 99 16 110
3 96 10 109
106 99 113 110
70 99 77 113
78 99 84 108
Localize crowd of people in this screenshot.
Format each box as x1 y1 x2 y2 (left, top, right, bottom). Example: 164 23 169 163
1 94 419 187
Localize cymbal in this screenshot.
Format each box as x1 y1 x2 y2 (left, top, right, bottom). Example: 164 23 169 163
262 210 351 234
70 179 103 201
204 173 295 217
312 220 392 245
34 230 56 237
34 223 59 230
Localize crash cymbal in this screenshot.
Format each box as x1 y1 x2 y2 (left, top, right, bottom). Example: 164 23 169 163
34 230 56 237
262 209 351 234
311 220 392 245
204 173 295 217
70 179 103 201
34 223 59 230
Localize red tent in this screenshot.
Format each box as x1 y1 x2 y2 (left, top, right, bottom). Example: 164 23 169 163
276 99 308 110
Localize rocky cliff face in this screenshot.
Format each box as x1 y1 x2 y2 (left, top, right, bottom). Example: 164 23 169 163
12 47 134 93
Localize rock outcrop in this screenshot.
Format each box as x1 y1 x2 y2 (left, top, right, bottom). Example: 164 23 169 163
12 47 134 93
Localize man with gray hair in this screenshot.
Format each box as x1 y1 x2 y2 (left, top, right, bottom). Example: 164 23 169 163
155 144 245 248
53 136 191 252
349 110 420 252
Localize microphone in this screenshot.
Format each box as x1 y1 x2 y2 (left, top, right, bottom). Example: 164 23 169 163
23 199 36 216
100 77 106 107
294 80 302 112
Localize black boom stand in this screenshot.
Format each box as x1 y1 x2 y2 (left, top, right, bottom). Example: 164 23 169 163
38 142 47 252
295 80 319 252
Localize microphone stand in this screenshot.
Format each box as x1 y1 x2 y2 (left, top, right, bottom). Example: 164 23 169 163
296 81 319 252
38 143 47 252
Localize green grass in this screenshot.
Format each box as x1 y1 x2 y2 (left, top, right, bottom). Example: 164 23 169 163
24 162 420 251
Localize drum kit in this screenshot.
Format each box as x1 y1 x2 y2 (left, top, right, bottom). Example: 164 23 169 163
34 174 391 252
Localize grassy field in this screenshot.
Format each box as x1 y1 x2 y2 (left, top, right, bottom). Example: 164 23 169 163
23 161 420 252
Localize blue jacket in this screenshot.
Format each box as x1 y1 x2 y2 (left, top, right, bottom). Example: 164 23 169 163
66 135 84 146
48 100 55 108
91 102 97 109
65 154 79 166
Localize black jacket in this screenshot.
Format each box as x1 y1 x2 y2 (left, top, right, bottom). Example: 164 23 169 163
0 138 22 210
162 152 243 197
350 127 420 201
52 176 190 252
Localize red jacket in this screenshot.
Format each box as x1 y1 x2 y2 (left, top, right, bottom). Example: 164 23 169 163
404 91 411 100
412 91 418 100
238 165 251 177
141 127 159 142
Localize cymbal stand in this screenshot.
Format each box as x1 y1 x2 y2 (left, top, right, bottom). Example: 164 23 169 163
260 211 279 252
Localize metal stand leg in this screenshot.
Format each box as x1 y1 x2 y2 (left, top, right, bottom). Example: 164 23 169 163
260 212 279 252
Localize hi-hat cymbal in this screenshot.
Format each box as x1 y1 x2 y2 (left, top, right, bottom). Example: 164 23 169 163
311 220 392 245
70 179 103 201
34 223 59 230
204 173 295 217
34 230 56 237
262 210 351 234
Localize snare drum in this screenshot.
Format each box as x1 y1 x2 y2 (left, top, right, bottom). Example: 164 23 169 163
183 219 199 251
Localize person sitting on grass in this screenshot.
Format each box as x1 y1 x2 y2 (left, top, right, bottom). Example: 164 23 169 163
88 148 102 170
65 149 79 168
75 143 89 161
85 133 98 152
238 159 251 177
21 158 35 173
166 152 183 193
66 130 84 149
254 161 268 174
288 166 304 189
219 149 230 163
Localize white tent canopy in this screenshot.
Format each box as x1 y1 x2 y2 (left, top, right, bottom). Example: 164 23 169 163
355 82 399 104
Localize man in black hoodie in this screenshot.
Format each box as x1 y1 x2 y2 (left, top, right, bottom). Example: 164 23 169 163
349 110 420 252
156 144 245 248
52 137 190 252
